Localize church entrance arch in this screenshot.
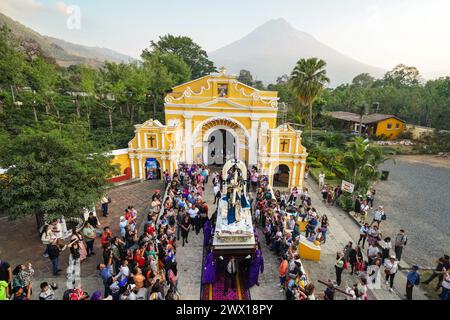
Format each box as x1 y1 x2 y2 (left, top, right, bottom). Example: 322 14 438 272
204 127 237 166
192 117 249 166
273 164 290 188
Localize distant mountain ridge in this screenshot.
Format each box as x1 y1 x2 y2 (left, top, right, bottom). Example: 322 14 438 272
0 12 134 67
209 18 385 87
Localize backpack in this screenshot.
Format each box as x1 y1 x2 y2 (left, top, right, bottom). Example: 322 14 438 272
63 289 74 300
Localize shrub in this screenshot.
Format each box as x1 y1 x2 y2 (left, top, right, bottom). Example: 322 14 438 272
337 194 354 212
310 161 322 168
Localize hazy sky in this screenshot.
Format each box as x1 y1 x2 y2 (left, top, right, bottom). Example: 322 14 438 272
1 0 450 78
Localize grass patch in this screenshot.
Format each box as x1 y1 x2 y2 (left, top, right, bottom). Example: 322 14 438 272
309 166 341 186
418 270 442 300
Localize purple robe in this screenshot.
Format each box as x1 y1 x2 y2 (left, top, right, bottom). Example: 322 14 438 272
203 220 211 247
253 227 260 242
202 251 216 284
247 249 264 288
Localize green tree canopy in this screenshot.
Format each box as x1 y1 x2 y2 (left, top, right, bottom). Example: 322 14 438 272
237 69 254 86
143 34 216 79
0 121 117 223
383 64 421 88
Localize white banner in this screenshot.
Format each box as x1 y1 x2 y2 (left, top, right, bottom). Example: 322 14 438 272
341 180 355 193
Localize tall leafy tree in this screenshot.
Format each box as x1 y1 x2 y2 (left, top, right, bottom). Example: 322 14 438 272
0 121 117 227
143 34 216 79
25 57 59 116
290 57 330 139
142 50 191 119
384 64 421 88
237 69 254 86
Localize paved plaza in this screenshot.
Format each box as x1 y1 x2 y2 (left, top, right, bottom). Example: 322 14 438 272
377 157 450 266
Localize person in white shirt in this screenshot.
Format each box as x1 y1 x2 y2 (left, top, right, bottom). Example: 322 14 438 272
188 205 199 230
116 260 130 282
367 259 382 290
367 243 380 265
318 172 325 189
287 215 296 231
39 282 56 300
384 255 399 292
371 206 385 227
359 200 370 224
358 223 369 249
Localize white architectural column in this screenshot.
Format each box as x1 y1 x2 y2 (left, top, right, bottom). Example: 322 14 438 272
184 115 193 164
129 155 136 178
299 159 307 189
161 155 167 174
292 159 299 188
295 133 301 154
137 130 142 149
249 117 259 166
137 155 144 181
268 160 273 186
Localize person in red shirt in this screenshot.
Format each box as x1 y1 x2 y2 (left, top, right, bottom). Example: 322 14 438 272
133 248 146 268
101 227 113 248
146 222 155 236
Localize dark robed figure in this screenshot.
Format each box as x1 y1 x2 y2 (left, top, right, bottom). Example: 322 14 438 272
202 250 217 284
247 248 264 288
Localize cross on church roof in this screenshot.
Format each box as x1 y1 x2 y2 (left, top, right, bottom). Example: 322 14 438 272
219 66 227 75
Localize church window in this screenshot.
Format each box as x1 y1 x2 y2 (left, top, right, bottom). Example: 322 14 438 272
218 84 228 97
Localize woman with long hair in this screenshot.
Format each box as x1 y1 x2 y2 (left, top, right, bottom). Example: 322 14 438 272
70 227 87 262
12 263 34 299
40 225 53 258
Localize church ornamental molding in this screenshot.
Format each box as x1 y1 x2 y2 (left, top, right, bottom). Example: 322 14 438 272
164 78 213 103
230 80 279 108
191 116 251 143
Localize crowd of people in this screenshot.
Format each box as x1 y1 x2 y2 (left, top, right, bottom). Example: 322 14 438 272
0 163 211 300
338 185 450 300
1 163 449 301
252 175 319 300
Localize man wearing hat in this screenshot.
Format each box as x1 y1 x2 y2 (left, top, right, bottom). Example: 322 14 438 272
406 265 420 300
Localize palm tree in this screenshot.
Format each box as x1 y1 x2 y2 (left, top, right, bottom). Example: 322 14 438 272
290 58 330 139
356 104 368 136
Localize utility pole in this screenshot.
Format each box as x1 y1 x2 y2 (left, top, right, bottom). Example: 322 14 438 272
278 102 288 125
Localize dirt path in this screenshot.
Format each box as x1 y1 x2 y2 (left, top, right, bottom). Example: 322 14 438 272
395 155 450 169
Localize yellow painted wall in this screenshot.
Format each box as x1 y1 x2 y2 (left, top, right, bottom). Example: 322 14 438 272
375 118 405 140
167 74 278 108
111 153 131 176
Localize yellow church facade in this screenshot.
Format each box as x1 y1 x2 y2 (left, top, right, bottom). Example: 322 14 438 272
110 70 308 189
